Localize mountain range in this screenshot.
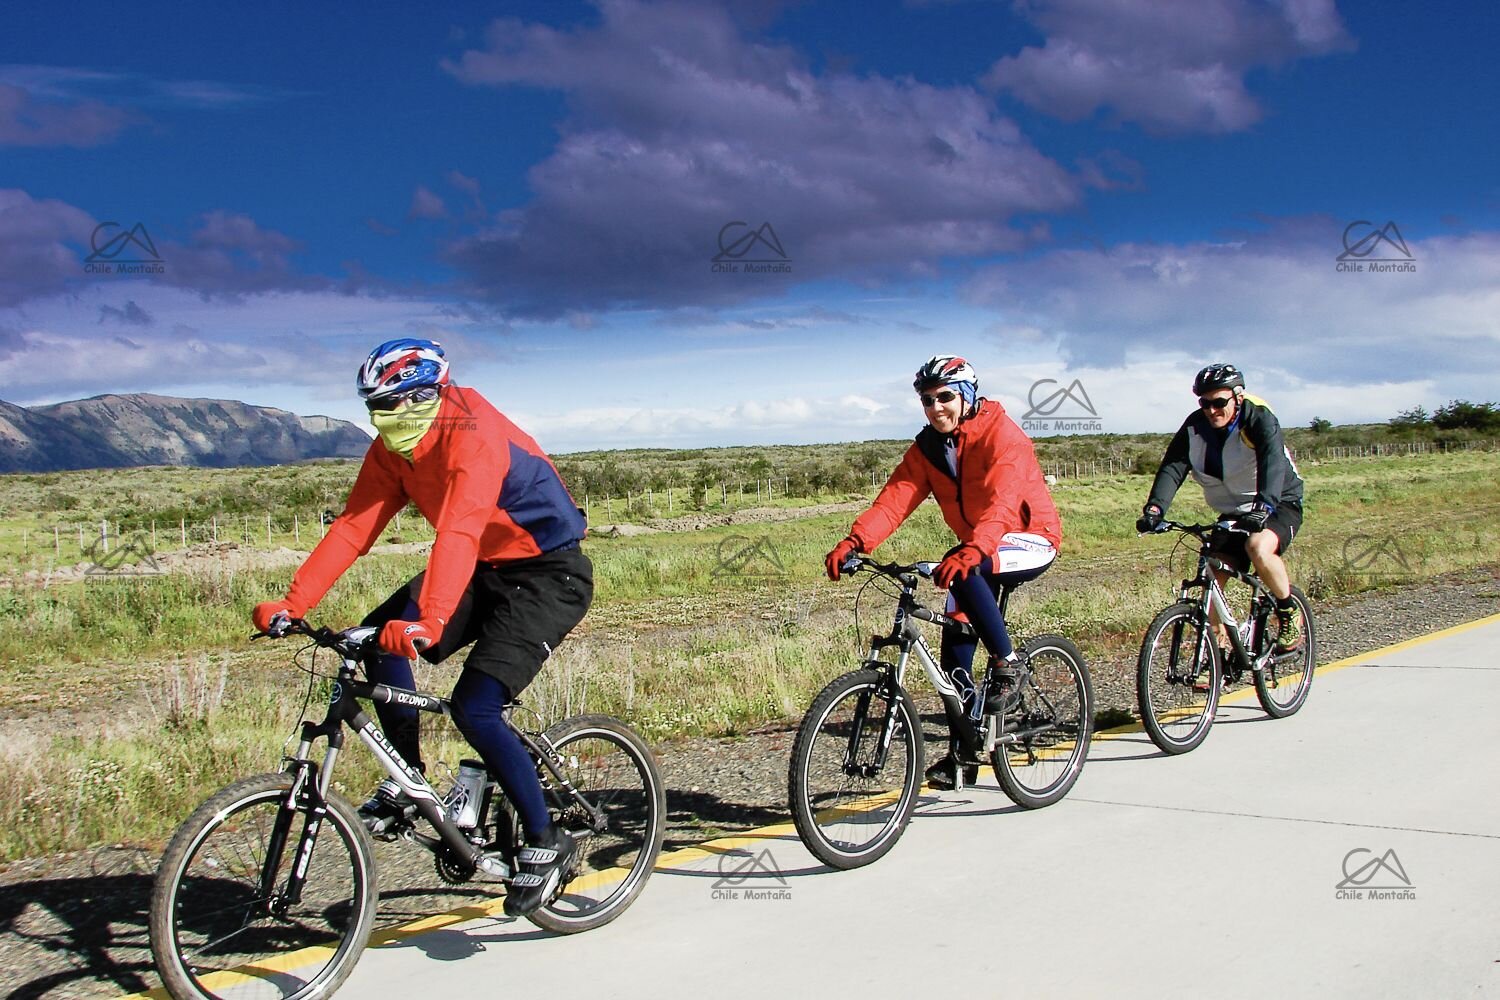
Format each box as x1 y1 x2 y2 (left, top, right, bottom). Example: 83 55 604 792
0 393 373 473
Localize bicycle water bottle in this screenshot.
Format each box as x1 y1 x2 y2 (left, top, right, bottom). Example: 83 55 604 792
446 759 487 829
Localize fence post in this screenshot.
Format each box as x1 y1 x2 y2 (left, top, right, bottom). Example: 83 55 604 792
152 520 157 551
266 513 272 544
294 513 300 544
181 517 186 546
101 519 109 554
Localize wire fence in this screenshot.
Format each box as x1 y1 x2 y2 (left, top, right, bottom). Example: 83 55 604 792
6 438 1497 572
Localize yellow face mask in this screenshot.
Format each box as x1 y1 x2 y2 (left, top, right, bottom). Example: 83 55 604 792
369 393 442 458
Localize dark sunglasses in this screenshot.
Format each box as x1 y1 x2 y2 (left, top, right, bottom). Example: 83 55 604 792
1198 395 1234 411
920 390 960 408
365 386 439 412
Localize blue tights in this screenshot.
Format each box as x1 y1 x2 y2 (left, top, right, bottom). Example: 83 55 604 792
369 653 552 838
939 555 1051 717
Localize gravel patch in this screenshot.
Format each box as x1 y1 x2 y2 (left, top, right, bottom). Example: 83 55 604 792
2 566 1495 999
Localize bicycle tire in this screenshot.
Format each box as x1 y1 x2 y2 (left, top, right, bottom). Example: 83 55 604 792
788 668 923 870
1137 602 1221 755
1255 586 1316 718
527 715 666 934
992 634 1093 809
149 771 377 1000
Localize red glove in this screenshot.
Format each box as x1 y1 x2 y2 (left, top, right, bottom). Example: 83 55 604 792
825 536 860 581
933 544 985 589
253 598 306 635
379 618 444 659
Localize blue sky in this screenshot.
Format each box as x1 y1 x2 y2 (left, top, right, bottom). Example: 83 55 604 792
2 1 1497 452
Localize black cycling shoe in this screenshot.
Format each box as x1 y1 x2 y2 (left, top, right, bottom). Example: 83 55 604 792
504 824 579 917
924 754 978 791
358 778 417 838
983 662 1029 714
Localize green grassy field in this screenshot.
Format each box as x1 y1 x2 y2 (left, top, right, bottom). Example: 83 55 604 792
1 448 1497 861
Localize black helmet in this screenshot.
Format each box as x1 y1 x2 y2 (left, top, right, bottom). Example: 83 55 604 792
1193 363 1244 395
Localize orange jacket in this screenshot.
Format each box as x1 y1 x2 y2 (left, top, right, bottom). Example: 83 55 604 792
286 384 585 626
850 399 1061 556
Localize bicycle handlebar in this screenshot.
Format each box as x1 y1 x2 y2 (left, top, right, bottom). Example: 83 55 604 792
837 554 938 582
1144 519 1250 539
254 617 378 660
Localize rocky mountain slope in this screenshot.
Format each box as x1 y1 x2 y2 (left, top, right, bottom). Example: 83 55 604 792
0 393 371 472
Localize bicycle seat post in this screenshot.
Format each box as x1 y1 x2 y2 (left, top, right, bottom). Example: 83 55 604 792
997 584 1016 619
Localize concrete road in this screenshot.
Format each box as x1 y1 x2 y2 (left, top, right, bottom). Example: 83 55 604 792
192 616 1500 998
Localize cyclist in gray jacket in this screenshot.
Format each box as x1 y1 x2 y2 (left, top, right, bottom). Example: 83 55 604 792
1136 363 1306 651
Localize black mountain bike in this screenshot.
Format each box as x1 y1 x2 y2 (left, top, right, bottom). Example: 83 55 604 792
149 621 665 1000
1136 521 1316 754
789 556 1093 870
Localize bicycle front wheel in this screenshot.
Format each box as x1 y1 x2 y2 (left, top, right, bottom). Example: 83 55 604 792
1255 585 1315 718
992 634 1093 809
528 715 666 934
149 771 377 1000
788 668 922 870
1137 602 1221 755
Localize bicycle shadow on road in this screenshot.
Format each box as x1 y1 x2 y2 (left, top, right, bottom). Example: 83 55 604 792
912 787 1030 821
659 838 828 881
0 847 158 1000
663 789 790 852
370 918 555 962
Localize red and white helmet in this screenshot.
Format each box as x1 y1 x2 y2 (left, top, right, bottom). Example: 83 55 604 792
356 338 450 406
913 355 979 392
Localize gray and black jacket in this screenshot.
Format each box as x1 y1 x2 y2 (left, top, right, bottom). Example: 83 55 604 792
1147 394 1304 517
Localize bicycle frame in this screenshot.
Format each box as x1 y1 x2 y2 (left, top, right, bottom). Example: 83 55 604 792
272 625 601 906
1180 536 1276 674
861 562 1024 758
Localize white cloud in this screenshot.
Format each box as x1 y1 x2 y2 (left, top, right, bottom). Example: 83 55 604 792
985 0 1354 133
440 0 1078 315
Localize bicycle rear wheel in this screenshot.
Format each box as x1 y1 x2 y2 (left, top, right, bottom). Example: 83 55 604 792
1255 586 1315 718
149 771 376 1000
1137 602 1221 754
788 668 922 870
528 715 666 934
991 634 1093 809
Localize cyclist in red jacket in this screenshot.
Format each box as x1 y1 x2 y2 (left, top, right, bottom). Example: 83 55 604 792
825 355 1062 789
253 338 591 916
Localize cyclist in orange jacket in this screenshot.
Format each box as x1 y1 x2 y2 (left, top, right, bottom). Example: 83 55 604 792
253 338 591 916
825 355 1062 789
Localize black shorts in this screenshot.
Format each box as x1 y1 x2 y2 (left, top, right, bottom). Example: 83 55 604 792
1208 501 1303 573
363 546 594 695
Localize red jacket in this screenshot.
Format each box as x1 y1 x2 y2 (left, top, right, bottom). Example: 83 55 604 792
850 399 1061 556
286 384 585 626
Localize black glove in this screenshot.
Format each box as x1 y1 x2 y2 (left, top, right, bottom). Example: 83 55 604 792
1238 502 1272 532
1136 504 1163 534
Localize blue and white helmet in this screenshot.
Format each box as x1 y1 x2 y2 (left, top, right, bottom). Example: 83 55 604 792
357 338 450 405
